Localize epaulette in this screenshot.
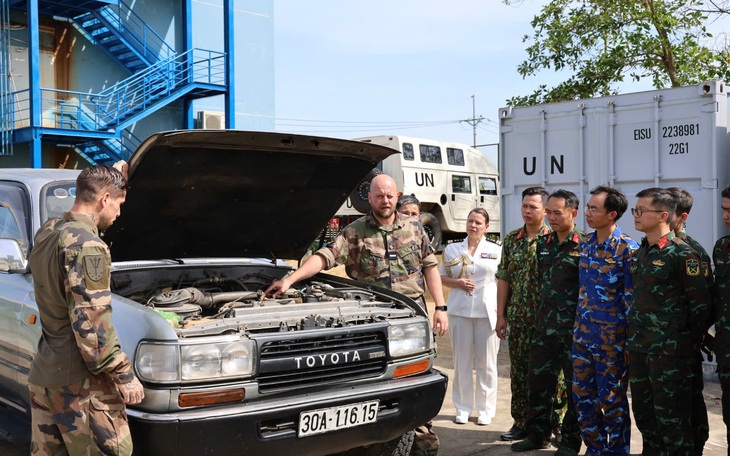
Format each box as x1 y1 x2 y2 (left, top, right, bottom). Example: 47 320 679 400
486 237 502 246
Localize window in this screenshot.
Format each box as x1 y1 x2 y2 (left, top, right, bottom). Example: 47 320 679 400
42 181 76 223
452 175 472 194
402 143 414 161
0 205 21 240
479 177 497 195
446 148 465 166
0 182 31 255
419 144 442 163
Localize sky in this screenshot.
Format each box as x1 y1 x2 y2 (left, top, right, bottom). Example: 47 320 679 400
273 1 562 164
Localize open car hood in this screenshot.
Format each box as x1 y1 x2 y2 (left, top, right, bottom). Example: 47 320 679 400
104 130 396 261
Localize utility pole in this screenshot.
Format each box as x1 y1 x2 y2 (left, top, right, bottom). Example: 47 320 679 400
460 95 484 147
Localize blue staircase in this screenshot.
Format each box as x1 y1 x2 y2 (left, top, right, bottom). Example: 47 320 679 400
8 0 228 165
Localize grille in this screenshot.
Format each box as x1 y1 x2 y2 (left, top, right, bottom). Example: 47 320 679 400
257 330 387 393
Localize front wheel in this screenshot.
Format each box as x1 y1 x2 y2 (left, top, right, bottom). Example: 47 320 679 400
419 212 442 251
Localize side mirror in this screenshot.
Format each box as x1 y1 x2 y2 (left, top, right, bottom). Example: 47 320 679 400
0 238 29 273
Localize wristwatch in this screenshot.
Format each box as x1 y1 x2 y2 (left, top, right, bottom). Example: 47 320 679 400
434 306 447 311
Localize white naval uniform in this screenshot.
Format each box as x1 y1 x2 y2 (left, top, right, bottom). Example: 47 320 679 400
440 237 502 418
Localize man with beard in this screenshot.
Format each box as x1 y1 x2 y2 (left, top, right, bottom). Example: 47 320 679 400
28 163 144 455
266 173 448 455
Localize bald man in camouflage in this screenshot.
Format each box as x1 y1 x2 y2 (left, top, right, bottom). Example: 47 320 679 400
267 173 448 455
28 163 144 455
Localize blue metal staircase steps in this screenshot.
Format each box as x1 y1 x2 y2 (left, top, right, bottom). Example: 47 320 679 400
75 130 142 164
7 0 116 19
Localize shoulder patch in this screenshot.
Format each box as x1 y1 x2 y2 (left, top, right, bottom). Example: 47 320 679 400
83 254 106 283
686 258 700 277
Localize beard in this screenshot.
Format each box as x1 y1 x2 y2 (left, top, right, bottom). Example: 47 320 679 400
371 204 395 220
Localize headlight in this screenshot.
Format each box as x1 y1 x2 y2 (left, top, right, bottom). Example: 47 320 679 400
135 339 256 383
388 320 431 358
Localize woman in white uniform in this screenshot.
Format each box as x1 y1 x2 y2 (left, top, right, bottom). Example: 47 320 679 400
440 208 501 425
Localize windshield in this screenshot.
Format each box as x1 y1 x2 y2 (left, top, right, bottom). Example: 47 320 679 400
41 181 76 224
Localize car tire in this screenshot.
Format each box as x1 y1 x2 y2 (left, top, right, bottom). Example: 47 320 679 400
419 212 442 251
333 430 415 456
350 168 382 214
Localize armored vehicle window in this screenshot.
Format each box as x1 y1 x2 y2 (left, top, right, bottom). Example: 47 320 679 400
479 177 497 195
446 148 465 166
452 175 472 194
419 144 442 164
402 143 414 160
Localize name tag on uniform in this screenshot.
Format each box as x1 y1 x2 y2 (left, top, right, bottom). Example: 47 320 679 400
481 253 497 259
387 251 397 261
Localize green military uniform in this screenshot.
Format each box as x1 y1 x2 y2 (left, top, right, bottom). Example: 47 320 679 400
629 232 712 455
521 228 584 452
496 224 566 431
712 235 730 455
29 212 134 456
678 229 712 455
316 212 439 455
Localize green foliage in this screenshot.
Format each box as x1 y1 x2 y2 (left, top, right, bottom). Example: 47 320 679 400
506 0 730 106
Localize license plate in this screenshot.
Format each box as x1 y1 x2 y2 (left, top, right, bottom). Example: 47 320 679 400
298 400 379 437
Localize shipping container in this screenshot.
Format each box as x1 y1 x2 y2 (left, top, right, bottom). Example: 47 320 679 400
498 80 730 253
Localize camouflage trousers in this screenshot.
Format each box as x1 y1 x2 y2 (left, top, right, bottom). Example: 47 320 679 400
690 352 709 455
718 363 730 456
409 421 439 456
629 351 693 456
29 375 132 456
572 340 630 455
508 322 566 429
524 332 580 451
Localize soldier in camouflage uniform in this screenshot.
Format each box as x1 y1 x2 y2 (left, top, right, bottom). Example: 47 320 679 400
28 163 144 456
511 190 584 455
712 184 730 455
573 186 638 456
629 188 712 455
266 175 447 456
496 187 567 442
668 187 713 455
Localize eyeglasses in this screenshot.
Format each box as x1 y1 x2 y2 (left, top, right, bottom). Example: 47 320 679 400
631 207 666 217
584 205 607 215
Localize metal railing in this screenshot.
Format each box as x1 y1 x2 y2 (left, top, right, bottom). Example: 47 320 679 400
0 0 12 156
74 0 175 65
11 48 226 131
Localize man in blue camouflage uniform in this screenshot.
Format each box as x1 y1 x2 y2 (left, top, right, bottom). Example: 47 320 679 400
712 184 730 455
629 187 712 455
266 174 447 456
668 187 713 455
496 187 567 442
573 186 638 455
511 190 583 454
28 163 144 456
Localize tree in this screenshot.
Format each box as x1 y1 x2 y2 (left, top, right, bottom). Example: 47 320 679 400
506 0 730 106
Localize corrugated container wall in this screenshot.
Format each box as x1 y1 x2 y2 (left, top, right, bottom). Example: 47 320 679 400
499 80 730 253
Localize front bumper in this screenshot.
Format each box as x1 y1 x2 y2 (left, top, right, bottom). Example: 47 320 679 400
127 370 447 455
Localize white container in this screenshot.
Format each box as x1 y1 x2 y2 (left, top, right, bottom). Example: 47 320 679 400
498 80 730 253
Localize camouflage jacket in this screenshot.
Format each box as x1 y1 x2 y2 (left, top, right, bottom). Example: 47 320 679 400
28 212 133 388
316 212 437 299
495 223 551 326
713 235 730 366
678 229 713 287
629 232 712 356
535 226 584 336
575 226 638 347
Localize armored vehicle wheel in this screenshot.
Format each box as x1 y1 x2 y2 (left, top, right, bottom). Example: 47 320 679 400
350 168 382 213
419 212 442 251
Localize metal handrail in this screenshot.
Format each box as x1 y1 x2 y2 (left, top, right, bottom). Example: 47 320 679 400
75 0 175 64
11 49 226 131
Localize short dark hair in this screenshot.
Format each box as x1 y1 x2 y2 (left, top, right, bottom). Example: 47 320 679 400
75 165 128 203
469 207 490 224
522 186 549 204
722 185 730 199
636 187 676 217
548 189 579 209
590 185 628 221
666 187 694 215
397 193 421 210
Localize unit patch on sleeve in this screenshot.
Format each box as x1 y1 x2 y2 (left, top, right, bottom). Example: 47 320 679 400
83 254 106 283
686 259 700 277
